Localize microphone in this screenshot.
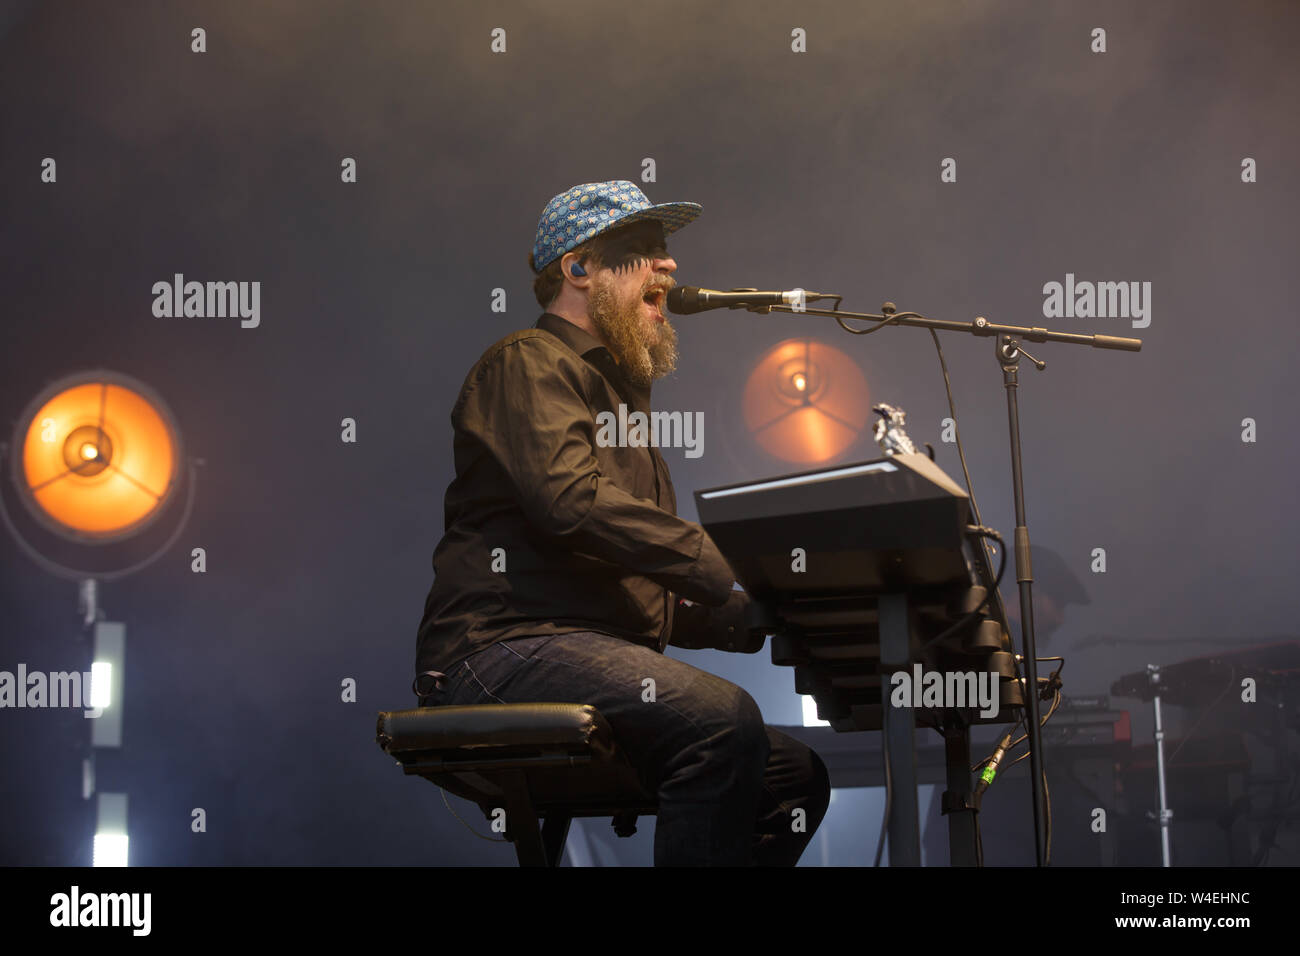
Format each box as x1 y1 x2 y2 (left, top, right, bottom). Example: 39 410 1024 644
666 286 821 315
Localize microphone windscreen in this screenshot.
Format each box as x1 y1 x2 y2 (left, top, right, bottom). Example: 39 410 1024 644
666 286 701 314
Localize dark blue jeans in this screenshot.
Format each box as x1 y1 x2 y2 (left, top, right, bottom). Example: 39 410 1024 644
417 630 831 866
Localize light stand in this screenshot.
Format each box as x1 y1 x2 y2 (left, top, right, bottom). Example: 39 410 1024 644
1146 664 1174 866
1 370 198 866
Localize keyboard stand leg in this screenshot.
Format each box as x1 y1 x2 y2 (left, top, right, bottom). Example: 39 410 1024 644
944 722 979 866
879 593 921 866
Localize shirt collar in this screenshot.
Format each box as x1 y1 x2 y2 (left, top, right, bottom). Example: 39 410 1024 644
534 312 652 413
535 312 608 359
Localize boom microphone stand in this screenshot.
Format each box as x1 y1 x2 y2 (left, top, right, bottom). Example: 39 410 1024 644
735 299 1142 866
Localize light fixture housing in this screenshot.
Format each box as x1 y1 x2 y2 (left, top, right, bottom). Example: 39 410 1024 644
9 370 183 544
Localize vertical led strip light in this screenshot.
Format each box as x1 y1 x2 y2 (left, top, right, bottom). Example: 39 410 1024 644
90 622 125 747
93 792 129 867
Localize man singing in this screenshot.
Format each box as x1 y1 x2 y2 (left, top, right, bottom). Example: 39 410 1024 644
414 179 830 866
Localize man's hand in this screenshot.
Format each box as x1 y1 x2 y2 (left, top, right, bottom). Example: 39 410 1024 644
668 586 769 654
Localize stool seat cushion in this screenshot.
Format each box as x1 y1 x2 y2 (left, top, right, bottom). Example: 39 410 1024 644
377 702 659 861
377 703 617 762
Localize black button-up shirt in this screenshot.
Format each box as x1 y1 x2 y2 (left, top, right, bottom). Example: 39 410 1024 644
415 312 750 680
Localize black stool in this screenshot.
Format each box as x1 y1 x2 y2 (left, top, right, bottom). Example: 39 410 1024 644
377 702 658 866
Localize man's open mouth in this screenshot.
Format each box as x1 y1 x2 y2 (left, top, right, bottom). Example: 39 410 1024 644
643 288 666 316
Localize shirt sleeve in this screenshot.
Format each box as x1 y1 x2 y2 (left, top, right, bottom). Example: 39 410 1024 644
453 334 736 608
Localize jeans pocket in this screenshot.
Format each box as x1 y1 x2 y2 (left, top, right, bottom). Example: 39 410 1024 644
461 636 557 703
456 645 514 704
498 633 561 662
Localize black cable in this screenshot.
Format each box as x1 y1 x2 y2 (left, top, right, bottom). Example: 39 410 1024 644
973 683 1062 773
1044 768 1052 865
830 300 915 338
920 526 1006 653
439 789 510 844
993 689 1064 770
922 329 1018 659
967 693 1060 866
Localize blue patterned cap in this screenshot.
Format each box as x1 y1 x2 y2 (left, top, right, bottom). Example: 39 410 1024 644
531 180 702 273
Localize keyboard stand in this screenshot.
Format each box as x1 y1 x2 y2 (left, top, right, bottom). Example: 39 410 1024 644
879 593 921 865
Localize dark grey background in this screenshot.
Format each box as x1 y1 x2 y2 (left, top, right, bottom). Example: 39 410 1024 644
1 0 1296 865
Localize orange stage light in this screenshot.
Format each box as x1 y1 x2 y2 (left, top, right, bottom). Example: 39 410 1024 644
741 339 871 464
11 371 182 543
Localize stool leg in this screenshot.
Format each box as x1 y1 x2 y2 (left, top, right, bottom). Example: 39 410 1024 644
542 813 572 867
498 771 548 867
